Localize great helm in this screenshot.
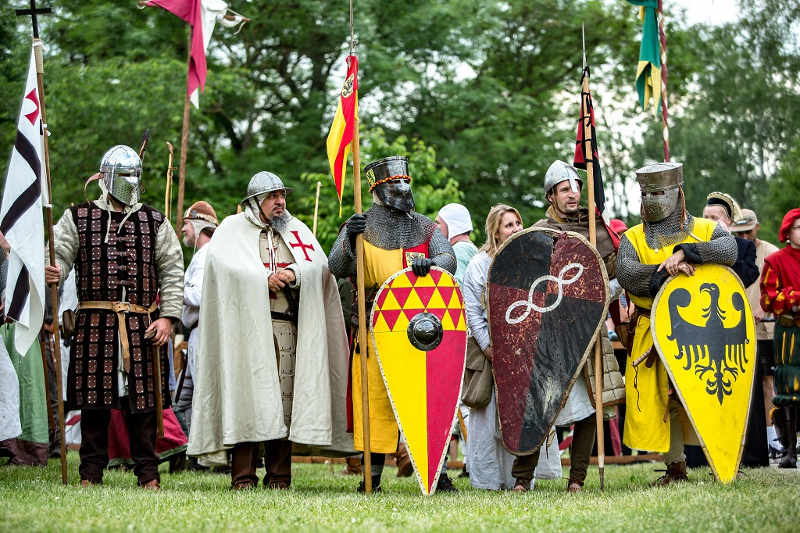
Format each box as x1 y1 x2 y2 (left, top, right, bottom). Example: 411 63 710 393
635 162 683 223
242 171 289 204
99 145 142 206
364 156 414 212
543 160 582 197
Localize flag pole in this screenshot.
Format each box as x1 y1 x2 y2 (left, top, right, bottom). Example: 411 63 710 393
312 181 321 236
657 0 670 161
15 0 67 485
582 26 605 490
349 0 372 494
176 32 192 236
35 38 68 487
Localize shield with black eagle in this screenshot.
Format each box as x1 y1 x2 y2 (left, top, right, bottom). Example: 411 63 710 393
651 264 756 483
488 228 609 455
370 266 467 495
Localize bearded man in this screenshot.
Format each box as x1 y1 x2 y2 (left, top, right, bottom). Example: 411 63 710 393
329 155 457 492
45 145 184 489
530 160 625 492
187 172 351 490
616 162 736 485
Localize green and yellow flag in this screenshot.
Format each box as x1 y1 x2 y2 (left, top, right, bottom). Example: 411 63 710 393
629 1 661 114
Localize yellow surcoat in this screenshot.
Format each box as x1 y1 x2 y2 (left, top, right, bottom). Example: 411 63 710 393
623 217 716 452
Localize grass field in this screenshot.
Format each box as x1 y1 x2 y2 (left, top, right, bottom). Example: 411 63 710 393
1 452 798 532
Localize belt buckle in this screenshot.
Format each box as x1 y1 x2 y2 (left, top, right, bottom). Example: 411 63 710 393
112 302 130 314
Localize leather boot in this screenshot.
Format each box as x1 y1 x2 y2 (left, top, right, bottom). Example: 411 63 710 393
395 443 413 478
779 408 797 469
339 455 362 476
653 461 688 486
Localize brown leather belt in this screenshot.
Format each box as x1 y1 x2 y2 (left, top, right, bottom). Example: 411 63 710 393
778 314 800 328
77 300 158 373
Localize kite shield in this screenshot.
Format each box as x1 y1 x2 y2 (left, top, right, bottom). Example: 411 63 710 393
651 264 756 483
488 228 609 455
370 266 467 495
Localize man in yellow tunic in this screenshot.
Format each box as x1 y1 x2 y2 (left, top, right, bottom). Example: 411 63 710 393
329 156 457 492
616 162 736 484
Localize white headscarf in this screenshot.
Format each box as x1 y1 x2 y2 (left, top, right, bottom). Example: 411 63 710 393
437 203 473 236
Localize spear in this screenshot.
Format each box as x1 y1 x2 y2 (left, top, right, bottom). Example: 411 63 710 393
312 181 321 236
582 24 605 491
15 0 67 485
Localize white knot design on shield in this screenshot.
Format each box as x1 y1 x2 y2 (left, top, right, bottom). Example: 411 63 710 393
505 263 584 324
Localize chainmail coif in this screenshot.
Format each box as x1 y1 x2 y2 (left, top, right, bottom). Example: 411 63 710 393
329 204 456 279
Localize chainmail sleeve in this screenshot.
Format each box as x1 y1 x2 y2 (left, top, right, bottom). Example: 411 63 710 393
674 222 737 266
328 227 356 278
428 227 457 275
616 233 662 298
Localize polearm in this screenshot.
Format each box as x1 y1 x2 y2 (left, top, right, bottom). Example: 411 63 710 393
165 142 175 225
352 97 372 494
312 181 321 236
15 0 67 485
581 25 605 491
349 0 372 493
176 31 192 239
657 0 670 161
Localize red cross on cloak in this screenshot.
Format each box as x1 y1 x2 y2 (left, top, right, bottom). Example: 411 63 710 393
288 230 314 262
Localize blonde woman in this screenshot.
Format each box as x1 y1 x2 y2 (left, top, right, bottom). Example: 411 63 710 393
462 204 525 490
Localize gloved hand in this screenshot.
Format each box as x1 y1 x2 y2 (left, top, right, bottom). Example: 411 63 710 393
411 257 433 277
345 213 366 249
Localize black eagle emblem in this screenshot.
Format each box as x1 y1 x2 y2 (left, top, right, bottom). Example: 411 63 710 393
666 283 749 405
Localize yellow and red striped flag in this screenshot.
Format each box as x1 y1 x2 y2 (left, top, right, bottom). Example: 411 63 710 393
326 55 358 209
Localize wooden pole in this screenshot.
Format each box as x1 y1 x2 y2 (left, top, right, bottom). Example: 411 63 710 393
312 181 321 236
457 410 468 443
352 117 372 493
39 335 55 436
175 34 192 236
581 69 605 491
34 38 68 485
657 2 670 162
153 342 164 438
165 142 174 224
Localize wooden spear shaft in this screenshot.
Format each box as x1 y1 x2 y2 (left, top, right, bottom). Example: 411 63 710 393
658 3 670 162
176 33 192 237
312 181 321 236
34 38 68 485
581 70 605 491
352 118 372 493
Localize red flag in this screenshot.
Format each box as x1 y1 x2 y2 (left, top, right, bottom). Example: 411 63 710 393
146 0 207 105
574 66 605 213
326 55 359 207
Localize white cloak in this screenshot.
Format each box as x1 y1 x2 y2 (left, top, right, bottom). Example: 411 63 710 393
187 212 353 461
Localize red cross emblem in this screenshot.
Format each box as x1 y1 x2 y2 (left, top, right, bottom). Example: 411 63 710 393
289 230 315 262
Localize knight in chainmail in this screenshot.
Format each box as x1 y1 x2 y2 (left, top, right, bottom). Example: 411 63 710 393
328 156 456 492
616 162 736 485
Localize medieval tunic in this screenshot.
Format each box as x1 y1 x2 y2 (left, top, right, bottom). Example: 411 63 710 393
53 195 183 413
187 210 352 464
761 245 800 406
617 216 729 453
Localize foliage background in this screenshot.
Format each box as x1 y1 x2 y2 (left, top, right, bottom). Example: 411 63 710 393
2 0 799 251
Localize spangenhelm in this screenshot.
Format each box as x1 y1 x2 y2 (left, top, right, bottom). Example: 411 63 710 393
99 145 142 206
635 162 683 223
241 171 290 204
543 160 582 197
365 156 414 212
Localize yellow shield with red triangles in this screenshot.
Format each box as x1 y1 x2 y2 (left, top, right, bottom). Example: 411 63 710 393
651 264 756 483
370 266 467 495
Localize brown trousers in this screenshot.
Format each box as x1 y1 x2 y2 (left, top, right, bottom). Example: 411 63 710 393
79 403 158 485
231 439 292 488
511 414 596 489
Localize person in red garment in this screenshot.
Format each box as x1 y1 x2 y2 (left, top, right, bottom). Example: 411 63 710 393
760 208 800 469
